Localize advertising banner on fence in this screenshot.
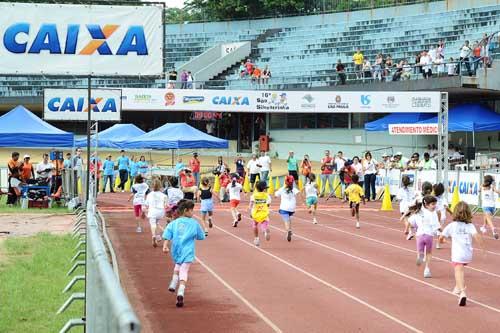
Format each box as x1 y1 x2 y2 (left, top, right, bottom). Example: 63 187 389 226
121 89 441 113
0 3 163 75
44 89 121 121
389 124 439 135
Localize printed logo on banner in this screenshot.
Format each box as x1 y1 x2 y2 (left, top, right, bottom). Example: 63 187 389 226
128 94 156 104
411 97 432 108
381 96 400 109
256 92 289 111
47 96 118 113
183 96 205 104
212 96 250 106
164 92 176 106
301 94 316 109
360 95 371 108
327 95 349 110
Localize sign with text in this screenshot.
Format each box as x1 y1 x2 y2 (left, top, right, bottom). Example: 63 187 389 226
121 89 442 113
0 3 163 75
44 89 121 121
389 124 439 135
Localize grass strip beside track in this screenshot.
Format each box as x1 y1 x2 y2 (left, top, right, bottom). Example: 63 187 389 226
0 196 69 214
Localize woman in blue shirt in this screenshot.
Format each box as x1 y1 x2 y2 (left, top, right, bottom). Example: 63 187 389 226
174 157 185 182
137 155 149 176
129 156 139 185
102 155 115 193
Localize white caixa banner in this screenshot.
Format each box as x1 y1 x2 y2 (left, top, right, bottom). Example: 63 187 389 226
44 89 121 121
0 3 163 75
121 89 441 113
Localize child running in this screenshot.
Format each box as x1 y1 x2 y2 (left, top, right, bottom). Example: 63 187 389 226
479 175 500 239
165 177 184 224
144 179 168 248
198 177 214 236
276 175 300 242
228 174 243 227
128 175 150 233
434 183 453 249
407 195 441 278
439 201 484 306
404 181 433 240
304 173 319 224
163 199 205 307
397 175 415 218
249 181 271 247
345 174 365 229
219 169 231 203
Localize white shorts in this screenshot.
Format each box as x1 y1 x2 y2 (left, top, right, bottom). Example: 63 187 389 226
149 217 163 226
148 209 165 225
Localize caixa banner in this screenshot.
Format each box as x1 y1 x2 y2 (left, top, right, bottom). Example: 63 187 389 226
0 3 163 76
44 89 121 121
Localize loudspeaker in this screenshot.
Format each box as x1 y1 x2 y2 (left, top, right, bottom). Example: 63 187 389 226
466 146 476 160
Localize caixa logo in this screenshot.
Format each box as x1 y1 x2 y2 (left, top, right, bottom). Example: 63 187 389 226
212 96 250 106
3 23 148 55
48 97 117 112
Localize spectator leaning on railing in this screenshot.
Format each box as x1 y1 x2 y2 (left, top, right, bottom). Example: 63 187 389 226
352 48 364 80
459 40 473 76
419 153 437 170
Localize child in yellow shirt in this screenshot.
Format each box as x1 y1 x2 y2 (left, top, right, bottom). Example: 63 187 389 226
345 174 365 229
249 181 271 247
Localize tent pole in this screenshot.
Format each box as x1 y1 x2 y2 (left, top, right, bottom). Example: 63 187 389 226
171 149 174 167
473 130 475 147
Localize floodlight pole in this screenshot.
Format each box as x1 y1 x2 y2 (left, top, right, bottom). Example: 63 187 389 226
86 75 91 203
437 92 449 196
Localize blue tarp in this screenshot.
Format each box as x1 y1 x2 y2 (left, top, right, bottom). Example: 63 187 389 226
0 105 74 147
124 123 228 149
364 113 435 131
419 104 500 132
75 124 145 148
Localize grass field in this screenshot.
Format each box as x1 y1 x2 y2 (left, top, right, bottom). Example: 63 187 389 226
0 233 84 333
0 195 69 214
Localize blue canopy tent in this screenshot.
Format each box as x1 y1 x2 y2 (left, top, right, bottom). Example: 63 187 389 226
418 104 500 145
75 124 145 149
0 105 74 147
124 123 229 149
364 113 435 131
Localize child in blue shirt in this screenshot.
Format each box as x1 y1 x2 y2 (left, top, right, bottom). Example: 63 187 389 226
163 199 205 307
102 155 115 193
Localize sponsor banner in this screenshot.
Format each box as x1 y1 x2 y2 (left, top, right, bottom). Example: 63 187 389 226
389 124 439 135
447 171 480 206
121 89 441 113
44 89 121 121
375 169 401 194
0 3 162 75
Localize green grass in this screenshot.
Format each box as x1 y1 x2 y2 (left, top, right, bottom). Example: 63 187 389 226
0 195 70 214
0 233 84 333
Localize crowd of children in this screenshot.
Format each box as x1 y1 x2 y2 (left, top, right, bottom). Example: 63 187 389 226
125 171 496 308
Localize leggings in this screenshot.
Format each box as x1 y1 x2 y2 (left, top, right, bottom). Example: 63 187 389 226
174 263 191 281
364 173 376 200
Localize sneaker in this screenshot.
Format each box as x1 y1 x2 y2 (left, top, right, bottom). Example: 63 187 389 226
232 220 238 227
356 222 360 229
121 190 125 193
424 267 432 278
458 292 467 306
136 227 143 233
480 226 487 234
254 237 260 247
313 218 318 225
156 235 162 242
204 231 208 237
436 242 441 249
452 287 461 295
208 218 213 228
416 254 424 266
265 230 271 241
168 279 178 292
494 233 499 240
237 213 242 222
286 230 292 242
152 236 157 248
176 295 184 308
406 233 414 241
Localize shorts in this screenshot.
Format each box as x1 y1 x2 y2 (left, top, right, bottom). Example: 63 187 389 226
133 204 144 218
230 199 240 208
350 202 360 210
483 206 495 215
149 217 162 226
200 198 213 214
288 170 299 181
250 173 258 184
279 209 294 221
416 234 433 254
452 262 469 267
252 219 269 231
306 196 318 206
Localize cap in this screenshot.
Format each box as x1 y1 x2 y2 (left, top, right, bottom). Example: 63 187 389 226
396 152 403 156
382 153 388 157
184 167 192 172
24 154 30 159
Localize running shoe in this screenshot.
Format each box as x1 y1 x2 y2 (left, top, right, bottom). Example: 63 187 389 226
152 236 157 248
254 237 260 247
136 227 142 233
287 230 292 242
168 279 178 293
232 220 238 227
356 222 360 229
435 242 441 249
204 231 208 237
208 218 213 228
264 230 271 241
458 292 467 306
416 254 424 266
313 218 318 225
237 213 242 222
424 267 432 278
480 226 487 234
452 287 461 295
156 235 163 242
494 233 499 240
406 233 414 241
176 295 184 308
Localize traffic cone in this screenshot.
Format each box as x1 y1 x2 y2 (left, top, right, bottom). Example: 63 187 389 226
77 178 82 195
450 185 460 211
213 174 220 193
268 176 275 195
380 184 393 211
324 178 331 195
275 176 281 189
114 175 120 190
298 177 304 191
124 177 131 191
334 176 342 198
243 176 251 193
99 176 104 193
316 176 322 193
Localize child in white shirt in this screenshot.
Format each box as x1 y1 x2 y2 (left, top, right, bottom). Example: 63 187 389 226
276 175 300 242
304 173 319 224
128 175 150 233
144 179 168 248
227 175 243 227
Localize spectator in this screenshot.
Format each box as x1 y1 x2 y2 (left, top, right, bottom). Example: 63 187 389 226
7 168 23 206
392 60 404 81
213 156 228 176
352 48 364 80
50 152 64 193
459 40 472 76
406 153 420 170
187 71 194 89
189 152 201 186
179 168 198 201
287 151 299 184
246 154 260 191
320 150 335 197
174 157 185 183
258 151 272 184
117 150 130 192
362 151 378 201
362 59 372 82
36 153 54 186
245 59 254 76
234 154 245 178
437 40 445 58
206 120 215 135
420 51 432 79
384 55 394 81
63 153 72 169
20 154 34 183
428 45 437 62
89 153 102 193
402 60 412 80
137 156 149 176
419 153 437 170
72 147 84 177
451 147 463 160
300 154 312 186
102 154 115 193
414 52 422 75
336 59 346 85
129 156 139 185
379 153 391 169
252 67 261 84
180 70 188 89
434 54 445 76
168 68 177 89
335 151 346 174
239 61 246 78
430 144 438 158
482 32 492 67
261 65 271 84
447 57 457 76
374 54 383 81
472 41 482 74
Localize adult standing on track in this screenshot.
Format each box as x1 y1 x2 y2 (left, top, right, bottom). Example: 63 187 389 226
117 150 130 192
362 151 378 201
287 151 299 185
258 151 272 185
102 155 115 193
137 155 149 177
189 152 201 186
213 156 228 176
246 154 261 191
129 156 139 185
234 154 246 178
300 154 312 187
20 155 34 183
320 150 335 197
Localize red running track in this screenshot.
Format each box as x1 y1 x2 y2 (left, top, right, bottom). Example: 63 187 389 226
98 193 500 333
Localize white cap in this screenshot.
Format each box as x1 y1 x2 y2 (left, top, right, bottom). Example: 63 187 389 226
24 154 30 159
396 152 403 156
382 153 388 157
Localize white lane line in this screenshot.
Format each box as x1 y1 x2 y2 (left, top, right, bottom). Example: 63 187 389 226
212 223 423 333
196 255 282 333
281 212 500 279
252 213 500 314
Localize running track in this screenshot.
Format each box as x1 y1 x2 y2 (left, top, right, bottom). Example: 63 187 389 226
98 193 500 333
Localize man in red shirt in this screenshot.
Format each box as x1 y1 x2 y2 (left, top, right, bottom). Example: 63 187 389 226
320 150 335 197
189 152 201 186
472 40 482 74
245 59 254 76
